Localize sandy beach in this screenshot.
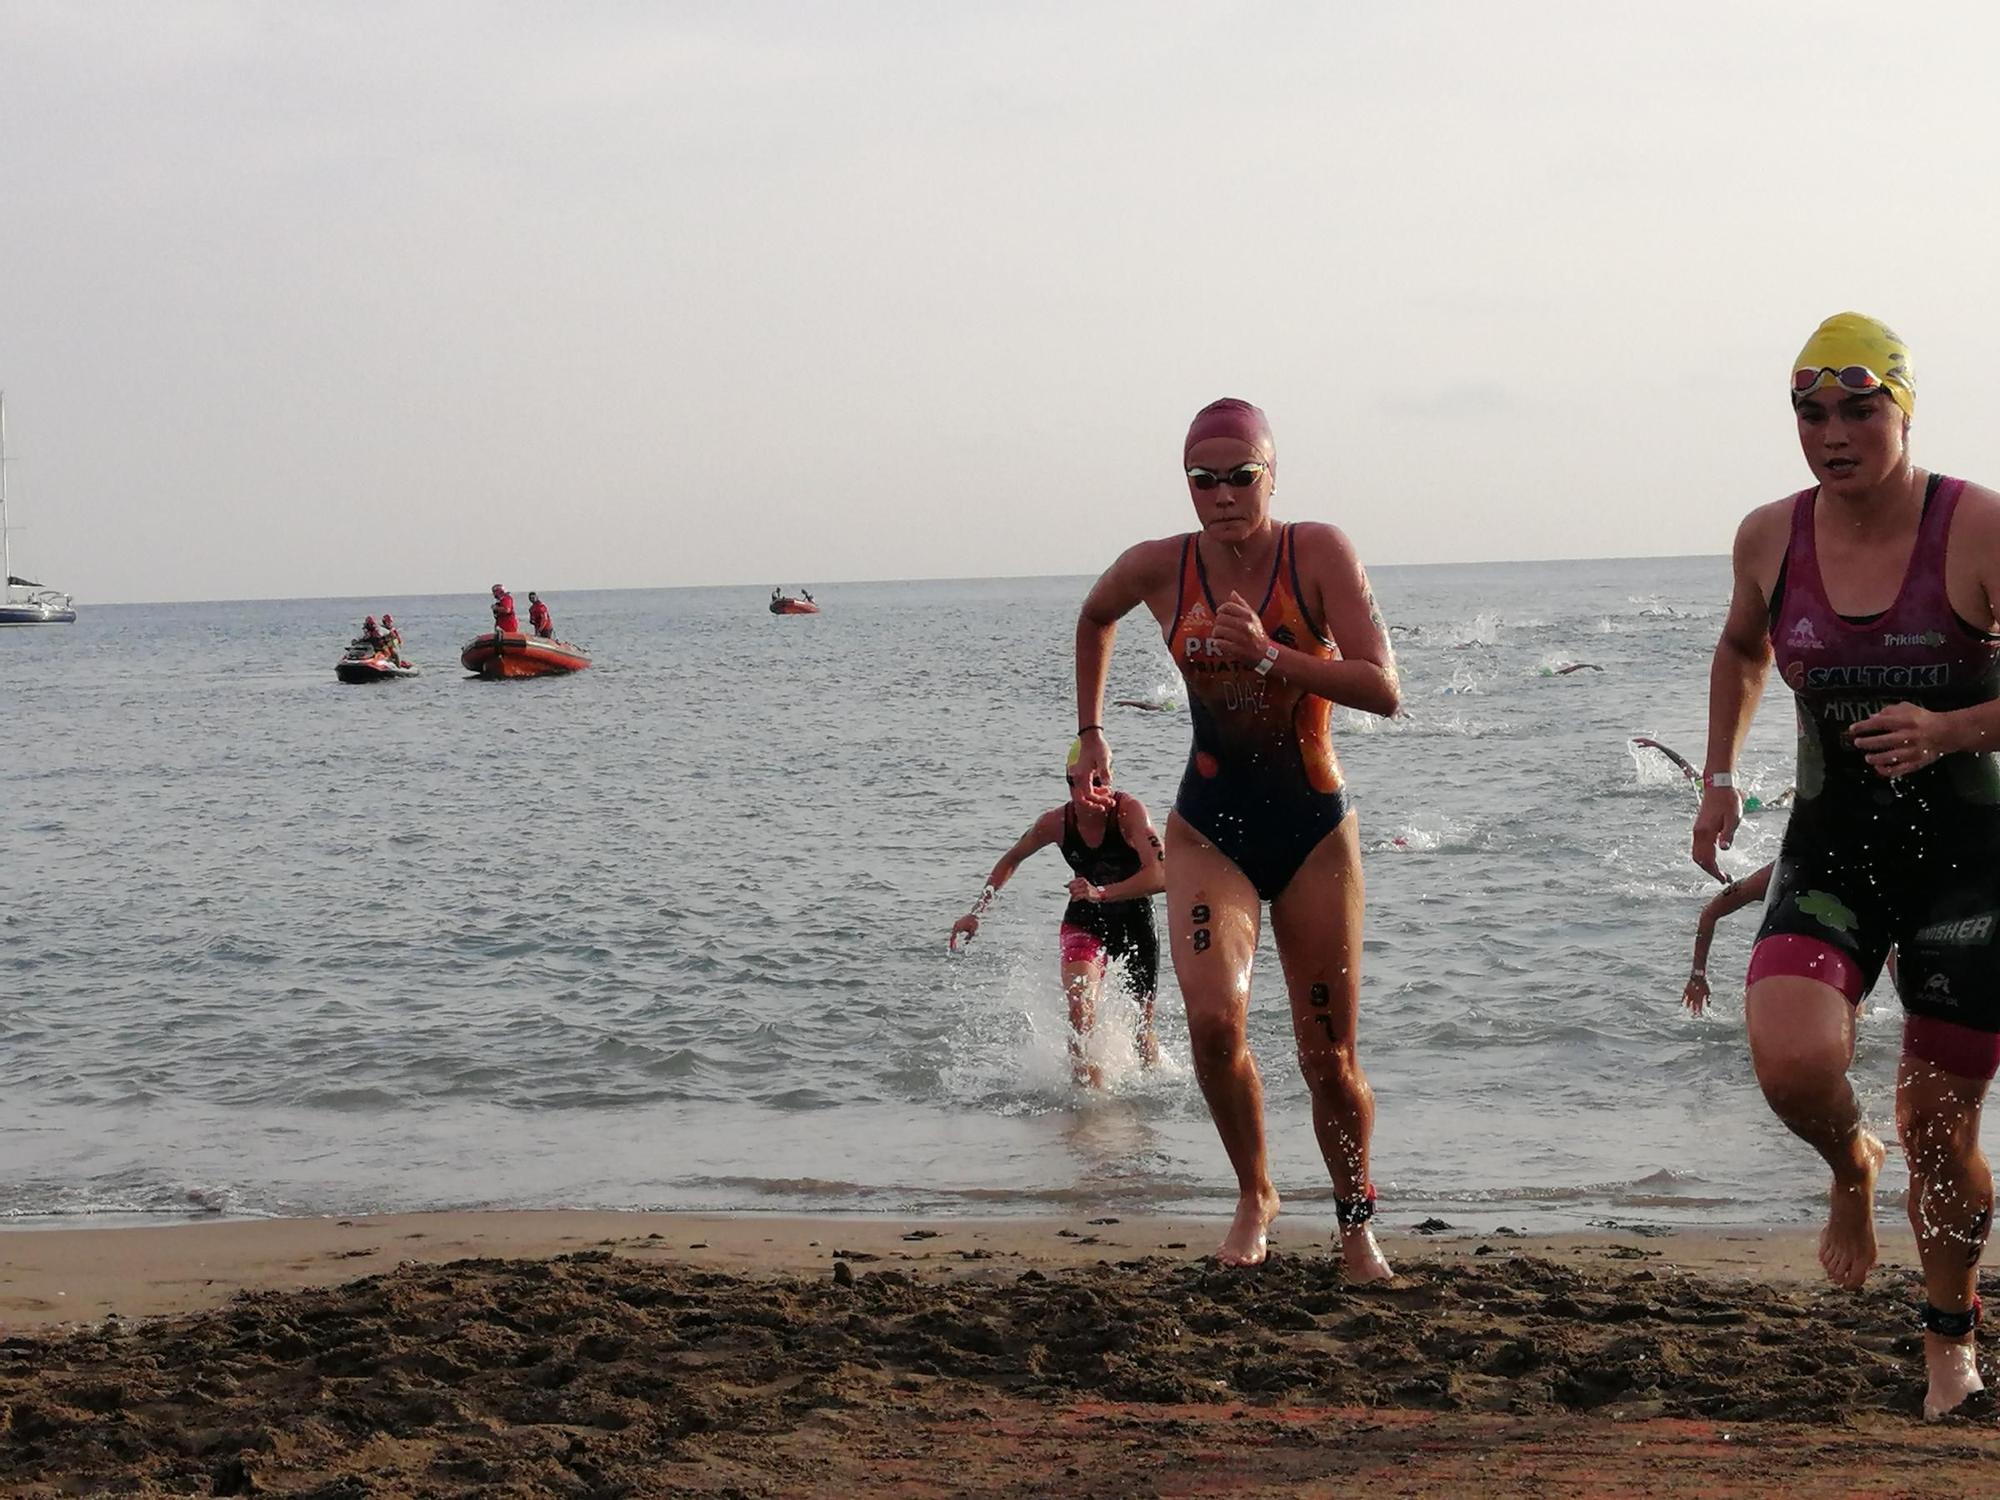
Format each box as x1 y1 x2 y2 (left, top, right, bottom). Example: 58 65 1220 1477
3 1210 1998 1496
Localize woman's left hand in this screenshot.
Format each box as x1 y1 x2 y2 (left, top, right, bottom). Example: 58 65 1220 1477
1065 877 1102 902
1851 702 1958 778
1212 592 1271 665
1682 972 1710 1016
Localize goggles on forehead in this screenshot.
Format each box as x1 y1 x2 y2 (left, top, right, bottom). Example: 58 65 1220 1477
1185 462 1268 491
1791 365 1892 402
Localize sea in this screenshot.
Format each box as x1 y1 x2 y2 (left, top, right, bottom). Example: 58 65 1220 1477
0 557 1945 1234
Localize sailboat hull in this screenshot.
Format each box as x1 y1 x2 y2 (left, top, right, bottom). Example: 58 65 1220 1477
0 602 76 625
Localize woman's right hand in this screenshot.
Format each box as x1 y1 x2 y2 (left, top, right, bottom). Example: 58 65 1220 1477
948 914 979 951
1691 785 1741 881
1072 731 1115 811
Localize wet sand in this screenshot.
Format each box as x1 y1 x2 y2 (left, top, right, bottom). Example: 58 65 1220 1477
3 1211 1997 1495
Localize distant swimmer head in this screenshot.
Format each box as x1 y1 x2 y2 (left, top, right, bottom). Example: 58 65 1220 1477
1184 398 1275 464
1792 313 1914 418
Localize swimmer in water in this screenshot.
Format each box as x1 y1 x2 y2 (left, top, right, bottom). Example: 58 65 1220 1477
1073 398 1400 1276
1113 697 1178 713
1695 313 2000 1418
1683 861 1898 1012
1682 863 1774 1015
1633 737 1793 811
948 741 1165 1086
1553 662 1603 675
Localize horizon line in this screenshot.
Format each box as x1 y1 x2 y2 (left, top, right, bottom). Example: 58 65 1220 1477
71 549 1729 609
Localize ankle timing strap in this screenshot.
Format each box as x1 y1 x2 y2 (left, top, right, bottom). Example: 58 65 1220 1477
1921 1294 1983 1339
1334 1183 1376 1231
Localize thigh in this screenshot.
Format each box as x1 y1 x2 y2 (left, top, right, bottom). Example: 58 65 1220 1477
1897 1048 1991 1130
1165 812 1261 1020
1745 974 1859 1072
1753 850 1893 999
1105 912 1159 999
1894 864 2000 1032
1268 812 1364 1050
1057 925 1107 992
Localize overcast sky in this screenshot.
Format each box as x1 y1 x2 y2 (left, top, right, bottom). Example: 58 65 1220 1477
5 1 1999 604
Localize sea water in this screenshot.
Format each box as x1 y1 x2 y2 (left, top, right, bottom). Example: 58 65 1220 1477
0 559 1934 1230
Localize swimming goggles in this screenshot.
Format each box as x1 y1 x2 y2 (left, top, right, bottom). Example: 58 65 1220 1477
1185 462 1268 491
1791 365 1890 401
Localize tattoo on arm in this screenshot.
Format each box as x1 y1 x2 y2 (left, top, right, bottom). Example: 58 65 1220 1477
1363 580 1385 636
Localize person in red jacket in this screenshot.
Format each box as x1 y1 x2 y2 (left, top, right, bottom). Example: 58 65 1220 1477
491 584 518 633
527 592 554 639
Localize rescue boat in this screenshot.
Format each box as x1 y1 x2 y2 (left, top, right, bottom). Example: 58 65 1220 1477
460 631 591 679
336 644 420 684
769 595 819 615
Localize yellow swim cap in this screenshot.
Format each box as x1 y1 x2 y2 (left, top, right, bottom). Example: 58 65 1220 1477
1792 312 1913 417
1066 738 1111 771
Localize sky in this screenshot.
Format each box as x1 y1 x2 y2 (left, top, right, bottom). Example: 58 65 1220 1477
5 1 2000 605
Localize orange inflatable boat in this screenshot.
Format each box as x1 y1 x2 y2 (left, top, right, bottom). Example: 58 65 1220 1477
460 631 591 679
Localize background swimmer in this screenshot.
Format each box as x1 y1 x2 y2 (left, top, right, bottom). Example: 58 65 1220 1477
1681 864 1772 1015
1631 736 1792 812
949 743 1166 1086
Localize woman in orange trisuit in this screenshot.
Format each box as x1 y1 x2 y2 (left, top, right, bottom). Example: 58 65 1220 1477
1072 398 1400 1275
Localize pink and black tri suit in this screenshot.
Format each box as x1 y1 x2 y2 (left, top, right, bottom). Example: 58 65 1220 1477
1056 794 1159 1002
1752 473 2000 1076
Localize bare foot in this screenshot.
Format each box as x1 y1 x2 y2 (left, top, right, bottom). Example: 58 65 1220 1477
1339 1224 1393 1284
1214 1187 1281 1267
1818 1132 1884 1290
1137 1028 1161 1068
1924 1332 1986 1420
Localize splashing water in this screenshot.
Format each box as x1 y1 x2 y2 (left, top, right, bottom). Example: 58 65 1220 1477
1628 737 1696 788
1450 611 1502 648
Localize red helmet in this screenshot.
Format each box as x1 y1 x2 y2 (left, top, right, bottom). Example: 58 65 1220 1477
364 615 377 627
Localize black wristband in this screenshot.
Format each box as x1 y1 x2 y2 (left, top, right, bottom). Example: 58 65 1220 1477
1078 724 1104 737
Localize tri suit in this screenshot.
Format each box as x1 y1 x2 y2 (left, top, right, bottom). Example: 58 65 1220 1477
1752 473 2000 1077
1057 794 1159 1001
1166 523 1352 901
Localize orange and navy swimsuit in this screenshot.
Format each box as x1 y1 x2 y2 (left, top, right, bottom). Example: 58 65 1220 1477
1165 523 1351 900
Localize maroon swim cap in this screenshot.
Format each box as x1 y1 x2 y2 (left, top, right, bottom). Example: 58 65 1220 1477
1184 399 1274 461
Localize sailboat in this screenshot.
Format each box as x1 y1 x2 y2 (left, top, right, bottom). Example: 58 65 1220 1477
0 394 77 626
